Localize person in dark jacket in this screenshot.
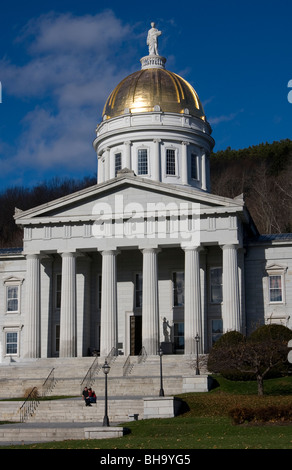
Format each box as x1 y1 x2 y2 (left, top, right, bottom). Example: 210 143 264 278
82 386 92 406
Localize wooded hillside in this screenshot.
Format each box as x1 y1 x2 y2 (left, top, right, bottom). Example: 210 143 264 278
0 139 291 248
210 139 292 234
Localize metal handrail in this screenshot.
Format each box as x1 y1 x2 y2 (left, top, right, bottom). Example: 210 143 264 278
42 368 55 396
137 346 147 364
19 387 40 423
106 347 118 366
80 355 101 391
123 355 131 376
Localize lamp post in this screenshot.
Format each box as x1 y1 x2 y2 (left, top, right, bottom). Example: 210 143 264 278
195 333 200 375
158 346 164 397
102 359 110 426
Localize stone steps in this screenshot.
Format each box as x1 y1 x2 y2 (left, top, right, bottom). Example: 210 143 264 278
0 422 126 444
29 398 144 423
0 396 144 424
0 355 209 399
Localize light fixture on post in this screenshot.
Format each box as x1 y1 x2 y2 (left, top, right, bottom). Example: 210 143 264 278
102 359 110 426
195 333 200 375
158 346 164 397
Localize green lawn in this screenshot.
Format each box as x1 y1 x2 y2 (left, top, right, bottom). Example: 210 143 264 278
2 375 292 450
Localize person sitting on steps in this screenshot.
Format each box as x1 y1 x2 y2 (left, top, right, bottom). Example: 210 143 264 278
88 388 97 404
82 386 92 406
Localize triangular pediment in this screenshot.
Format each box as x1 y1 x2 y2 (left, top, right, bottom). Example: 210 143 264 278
14 174 246 225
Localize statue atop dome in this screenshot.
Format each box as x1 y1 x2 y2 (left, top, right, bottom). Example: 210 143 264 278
147 22 162 56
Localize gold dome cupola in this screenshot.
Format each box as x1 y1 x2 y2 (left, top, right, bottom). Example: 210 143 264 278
102 22 205 121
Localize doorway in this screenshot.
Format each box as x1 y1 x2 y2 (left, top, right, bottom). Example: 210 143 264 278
130 315 142 355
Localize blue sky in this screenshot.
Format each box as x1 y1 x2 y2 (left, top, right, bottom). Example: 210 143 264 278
0 0 291 190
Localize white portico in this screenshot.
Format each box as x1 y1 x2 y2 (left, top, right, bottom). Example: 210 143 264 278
13 172 248 359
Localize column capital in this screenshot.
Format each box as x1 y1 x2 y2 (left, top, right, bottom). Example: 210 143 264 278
182 141 190 146
181 244 202 252
100 249 121 257
139 246 161 254
58 251 78 259
220 243 240 251
123 140 132 145
25 253 40 259
153 138 162 143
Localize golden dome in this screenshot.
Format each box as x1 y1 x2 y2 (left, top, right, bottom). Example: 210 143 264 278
102 67 205 120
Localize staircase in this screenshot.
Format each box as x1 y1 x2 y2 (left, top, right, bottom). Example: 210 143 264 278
0 354 209 444
0 354 208 399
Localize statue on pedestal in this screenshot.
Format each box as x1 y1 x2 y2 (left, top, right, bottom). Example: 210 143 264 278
147 22 162 56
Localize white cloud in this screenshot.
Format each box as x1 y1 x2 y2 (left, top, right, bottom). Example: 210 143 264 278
209 109 244 126
0 10 138 186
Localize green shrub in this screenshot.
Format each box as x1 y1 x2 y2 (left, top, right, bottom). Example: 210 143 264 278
212 330 246 348
207 330 253 380
249 324 292 343
229 404 292 425
248 324 292 378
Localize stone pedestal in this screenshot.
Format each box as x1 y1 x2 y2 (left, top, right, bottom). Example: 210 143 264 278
160 342 173 354
182 375 213 393
143 396 183 419
84 427 125 439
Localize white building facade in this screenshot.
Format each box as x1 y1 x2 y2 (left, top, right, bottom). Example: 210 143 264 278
0 25 291 362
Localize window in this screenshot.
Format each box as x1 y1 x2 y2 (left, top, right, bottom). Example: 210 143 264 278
173 272 184 306
138 149 148 175
166 149 176 175
55 325 60 353
173 323 184 352
55 274 62 309
115 153 122 176
7 286 19 312
135 273 143 308
191 153 198 180
6 331 18 355
269 275 283 303
210 267 222 303
211 319 223 345
4 277 23 314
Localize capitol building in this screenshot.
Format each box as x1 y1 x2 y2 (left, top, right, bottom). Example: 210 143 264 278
0 23 291 363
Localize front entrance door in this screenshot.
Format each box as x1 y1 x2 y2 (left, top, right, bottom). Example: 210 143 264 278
130 315 142 355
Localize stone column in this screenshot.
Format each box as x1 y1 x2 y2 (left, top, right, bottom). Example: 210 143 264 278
183 246 202 354
97 153 104 184
201 152 207 191
124 141 132 169
221 244 241 332
100 250 119 357
141 247 160 355
109 148 115 179
59 252 76 357
181 142 189 185
104 147 110 181
25 254 41 358
153 139 161 181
